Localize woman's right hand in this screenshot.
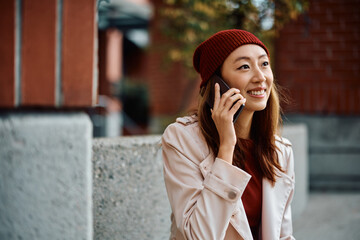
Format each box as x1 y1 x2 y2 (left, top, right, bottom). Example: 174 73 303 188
211 83 246 164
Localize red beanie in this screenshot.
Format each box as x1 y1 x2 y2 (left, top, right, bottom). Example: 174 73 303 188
193 29 269 88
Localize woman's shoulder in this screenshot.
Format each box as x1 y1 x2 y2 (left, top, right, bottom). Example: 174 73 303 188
275 135 294 174
162 115 209 159
275 135 292 148
163 115 200 139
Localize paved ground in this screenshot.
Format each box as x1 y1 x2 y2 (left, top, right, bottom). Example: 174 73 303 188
293 192 360 240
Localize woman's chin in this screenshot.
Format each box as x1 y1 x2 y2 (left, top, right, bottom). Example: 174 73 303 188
245 103 267 112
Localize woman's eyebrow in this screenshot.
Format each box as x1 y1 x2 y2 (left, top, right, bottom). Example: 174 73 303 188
233 54 268 63
233 56 250 63
259 54 267 59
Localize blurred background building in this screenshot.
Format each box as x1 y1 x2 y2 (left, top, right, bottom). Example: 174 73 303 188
1 0 359 239
275 0 360 191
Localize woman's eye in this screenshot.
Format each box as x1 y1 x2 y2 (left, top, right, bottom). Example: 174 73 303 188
262 61 269 67
238 64 249 70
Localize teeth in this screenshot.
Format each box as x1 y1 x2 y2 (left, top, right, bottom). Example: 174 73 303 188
249 89 265 95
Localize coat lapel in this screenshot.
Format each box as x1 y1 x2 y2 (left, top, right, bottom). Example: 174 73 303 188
261 170 294 240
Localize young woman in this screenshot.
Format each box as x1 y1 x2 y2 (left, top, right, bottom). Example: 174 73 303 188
162 29 295 240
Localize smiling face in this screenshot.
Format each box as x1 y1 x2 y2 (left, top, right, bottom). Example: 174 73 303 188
220 44 273 113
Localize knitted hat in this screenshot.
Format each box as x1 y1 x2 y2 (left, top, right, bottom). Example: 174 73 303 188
193 29 269 88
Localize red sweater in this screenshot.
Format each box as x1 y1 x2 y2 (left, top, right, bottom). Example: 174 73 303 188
238 139 263 240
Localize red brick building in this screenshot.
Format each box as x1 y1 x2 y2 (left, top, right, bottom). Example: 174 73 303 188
274 0 360 190
275 0 360 115
124 0 200 132
0 0 97 108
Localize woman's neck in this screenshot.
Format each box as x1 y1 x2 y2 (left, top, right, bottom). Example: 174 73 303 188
235 109 254 139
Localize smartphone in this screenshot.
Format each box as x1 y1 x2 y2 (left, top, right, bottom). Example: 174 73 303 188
206 74 244 123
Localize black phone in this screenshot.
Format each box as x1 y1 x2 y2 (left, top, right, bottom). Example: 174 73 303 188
206 74 244 123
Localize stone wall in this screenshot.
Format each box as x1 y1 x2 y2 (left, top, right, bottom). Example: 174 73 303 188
0 112 93 240
282 124 308 219
92 135 171 240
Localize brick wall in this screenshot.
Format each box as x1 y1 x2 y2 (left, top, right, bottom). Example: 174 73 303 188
0 0 16 106
0 0 97 108
275 0 360 115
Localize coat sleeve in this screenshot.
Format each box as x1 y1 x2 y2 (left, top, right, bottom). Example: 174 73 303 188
162 123 251 240
280 144 296 240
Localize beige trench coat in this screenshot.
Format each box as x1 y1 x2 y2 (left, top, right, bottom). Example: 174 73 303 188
162 115 295 240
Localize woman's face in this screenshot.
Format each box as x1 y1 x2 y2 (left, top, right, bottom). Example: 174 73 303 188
220 44 273 113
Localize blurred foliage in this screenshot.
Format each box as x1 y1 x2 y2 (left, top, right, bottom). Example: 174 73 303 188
274 0 309 29
160 0 309 77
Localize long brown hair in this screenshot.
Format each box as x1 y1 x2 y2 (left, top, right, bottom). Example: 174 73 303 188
197 77 284 183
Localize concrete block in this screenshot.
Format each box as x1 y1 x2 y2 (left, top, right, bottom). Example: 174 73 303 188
310 153 360 176
0 112 93 240
286 115 360 149
92 135 171 240
282 124 309 220
285 115 360 190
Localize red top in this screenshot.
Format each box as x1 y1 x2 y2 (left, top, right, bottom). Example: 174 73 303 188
238 139 263 240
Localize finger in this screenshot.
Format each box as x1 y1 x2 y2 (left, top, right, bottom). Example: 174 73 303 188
216 95 242 121
213 83 220 109
229 98 246 114
223 92 243 110
222 88 241 99
219 88 241 106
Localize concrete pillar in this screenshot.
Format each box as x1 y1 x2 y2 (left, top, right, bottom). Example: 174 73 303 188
0 112 93 240
92 135 171 240
282 124 309 220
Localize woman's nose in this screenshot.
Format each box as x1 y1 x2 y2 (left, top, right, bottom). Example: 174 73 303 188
252 66 266 82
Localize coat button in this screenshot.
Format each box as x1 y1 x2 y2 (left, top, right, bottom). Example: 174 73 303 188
228 191 237 199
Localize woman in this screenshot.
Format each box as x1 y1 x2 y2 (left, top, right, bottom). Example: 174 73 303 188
162 29 295 240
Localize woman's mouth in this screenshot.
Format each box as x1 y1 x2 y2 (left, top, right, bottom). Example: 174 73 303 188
247 88 266 97
248 89 265 96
